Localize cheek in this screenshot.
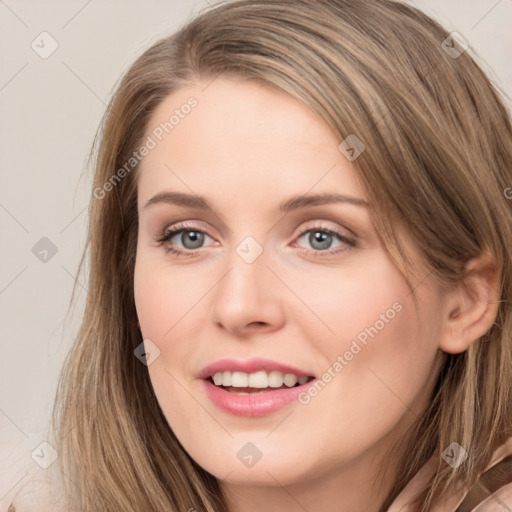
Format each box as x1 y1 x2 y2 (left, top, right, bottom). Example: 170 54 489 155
292 252 441 427
133 252 214 408
280 249 415 358
134 253 203 342
318 296 441 457
133 257 202 423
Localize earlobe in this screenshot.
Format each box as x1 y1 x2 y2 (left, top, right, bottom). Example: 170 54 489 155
439 251 500 354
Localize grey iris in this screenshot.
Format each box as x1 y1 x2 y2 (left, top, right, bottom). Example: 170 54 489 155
309 231 332 250
182 231 204 249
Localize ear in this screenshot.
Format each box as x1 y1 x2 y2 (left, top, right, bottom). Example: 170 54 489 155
439 251 501 354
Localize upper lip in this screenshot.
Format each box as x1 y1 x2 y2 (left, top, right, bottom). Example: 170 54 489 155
199 358 315 380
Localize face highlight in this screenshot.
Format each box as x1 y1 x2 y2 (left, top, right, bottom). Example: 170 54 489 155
133 77 447 507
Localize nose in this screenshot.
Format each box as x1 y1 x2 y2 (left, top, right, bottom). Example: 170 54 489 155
210 246 286 337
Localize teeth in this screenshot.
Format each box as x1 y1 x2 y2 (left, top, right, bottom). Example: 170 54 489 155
231 371 248 387
248 371 268 388
283 374 298 387
222 371 232 386
211 370 311 388
268 370 285 388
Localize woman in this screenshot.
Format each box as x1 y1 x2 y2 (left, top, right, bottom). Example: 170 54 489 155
9 0 512 510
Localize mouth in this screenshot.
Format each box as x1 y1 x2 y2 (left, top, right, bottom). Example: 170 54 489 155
207 370 315 394
199 358 317 416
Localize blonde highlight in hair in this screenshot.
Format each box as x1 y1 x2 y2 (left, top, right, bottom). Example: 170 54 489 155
50 1 512 510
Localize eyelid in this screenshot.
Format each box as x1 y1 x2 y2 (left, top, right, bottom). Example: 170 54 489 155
293 219 352 239
292 212 359 239
156 221 215 244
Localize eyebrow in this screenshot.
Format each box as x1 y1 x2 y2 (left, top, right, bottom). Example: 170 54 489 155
143 191 369 212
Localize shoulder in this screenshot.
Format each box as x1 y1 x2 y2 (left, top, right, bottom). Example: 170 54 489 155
388 435 512 512
458 448 512 511
5 465 67 512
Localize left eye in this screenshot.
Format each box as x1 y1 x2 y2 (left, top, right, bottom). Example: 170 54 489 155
294 226 355 255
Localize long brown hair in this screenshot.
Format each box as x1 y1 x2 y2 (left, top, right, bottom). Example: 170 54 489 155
49 0 512 510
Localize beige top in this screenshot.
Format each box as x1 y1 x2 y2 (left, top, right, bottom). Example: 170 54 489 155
388 436 512 511
6 437 512 511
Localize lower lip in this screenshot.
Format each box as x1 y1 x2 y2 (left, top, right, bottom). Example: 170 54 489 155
202 378 316 417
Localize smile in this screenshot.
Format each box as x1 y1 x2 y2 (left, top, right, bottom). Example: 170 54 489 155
199 359 318 417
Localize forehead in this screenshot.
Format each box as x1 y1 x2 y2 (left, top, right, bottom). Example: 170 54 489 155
136 77 365 210
144 76 332 149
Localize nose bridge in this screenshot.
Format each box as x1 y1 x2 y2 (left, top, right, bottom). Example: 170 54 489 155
210 235 284 333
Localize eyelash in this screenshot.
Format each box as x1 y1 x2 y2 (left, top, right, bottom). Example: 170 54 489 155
155 221 356 258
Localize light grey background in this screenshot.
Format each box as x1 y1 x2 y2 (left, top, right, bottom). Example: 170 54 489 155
1 0 510 507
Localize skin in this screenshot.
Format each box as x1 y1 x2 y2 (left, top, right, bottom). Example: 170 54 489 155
133 76 500 512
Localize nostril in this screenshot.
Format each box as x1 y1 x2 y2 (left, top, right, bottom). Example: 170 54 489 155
249 321 266 327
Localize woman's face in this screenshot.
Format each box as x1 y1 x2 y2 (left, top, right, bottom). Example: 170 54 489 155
134 77 446 491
